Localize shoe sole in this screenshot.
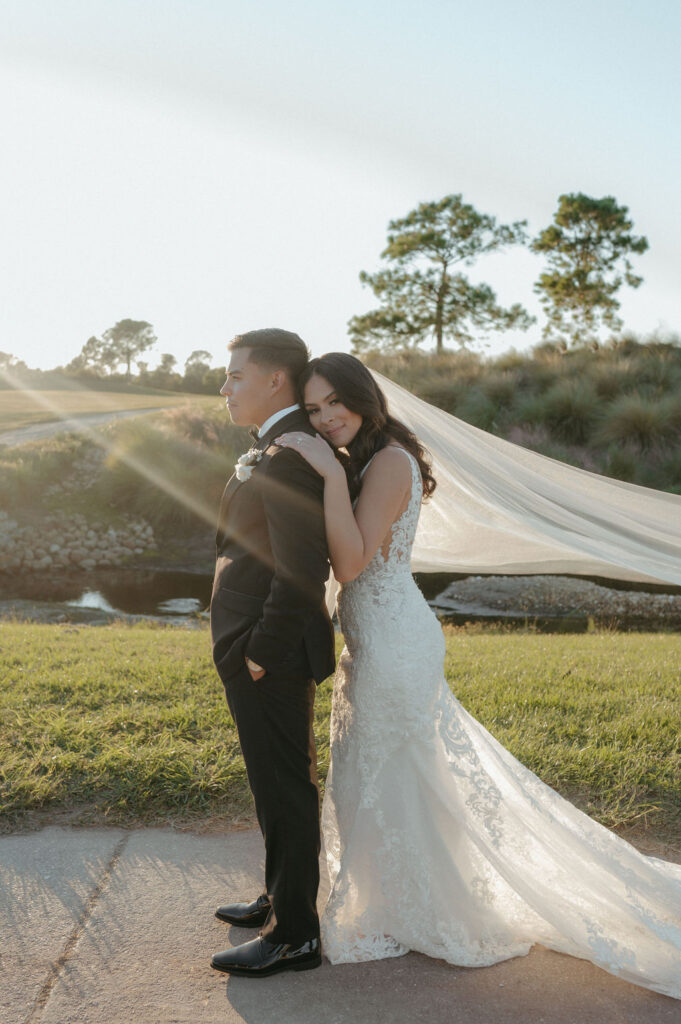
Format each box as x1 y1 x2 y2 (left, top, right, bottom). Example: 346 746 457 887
211 955 322 977
214 912 268 927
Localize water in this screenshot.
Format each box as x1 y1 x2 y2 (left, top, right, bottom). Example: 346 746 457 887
0 569 213 621
1 569 679 630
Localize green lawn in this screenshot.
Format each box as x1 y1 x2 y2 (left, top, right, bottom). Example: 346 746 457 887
0 389 221 433
0 623 679 836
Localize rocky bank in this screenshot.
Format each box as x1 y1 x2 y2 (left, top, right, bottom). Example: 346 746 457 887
0 509 157 574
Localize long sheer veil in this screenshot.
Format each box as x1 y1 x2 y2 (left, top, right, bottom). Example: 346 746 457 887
372 370 681 586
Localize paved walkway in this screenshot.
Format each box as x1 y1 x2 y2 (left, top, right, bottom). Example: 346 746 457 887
0 407 173 448
2 826 679 1024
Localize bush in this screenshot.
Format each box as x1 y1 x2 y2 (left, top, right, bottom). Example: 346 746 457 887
364 333 681 491
0 434 92 513
455 388 498 431
539 379 601 444
162 405 241 449
595 394 681 450
481 371 518 408
95 415 243 535
590 359 640 400
0 404 248 537
601 444 639 483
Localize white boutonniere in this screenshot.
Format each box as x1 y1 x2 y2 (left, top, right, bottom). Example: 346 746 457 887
234 447 263 481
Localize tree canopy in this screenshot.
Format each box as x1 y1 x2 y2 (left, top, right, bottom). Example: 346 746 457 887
349 194 533 353
67 320 157 377
531 193 648 346
101 319 157 378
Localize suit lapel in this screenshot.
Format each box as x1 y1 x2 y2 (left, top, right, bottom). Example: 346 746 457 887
216 409 311 548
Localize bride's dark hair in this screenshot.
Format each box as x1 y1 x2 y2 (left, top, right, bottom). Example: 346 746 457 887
298 353 436 501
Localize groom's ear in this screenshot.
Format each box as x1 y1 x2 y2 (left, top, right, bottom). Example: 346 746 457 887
270 368 288 394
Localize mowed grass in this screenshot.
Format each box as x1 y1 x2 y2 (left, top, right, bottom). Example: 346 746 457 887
0 623 679 837
0 389 221 433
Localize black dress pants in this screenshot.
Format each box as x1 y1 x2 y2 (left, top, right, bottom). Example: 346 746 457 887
221 659 320 946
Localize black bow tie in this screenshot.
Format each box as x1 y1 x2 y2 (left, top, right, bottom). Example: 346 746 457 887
249 427 260 443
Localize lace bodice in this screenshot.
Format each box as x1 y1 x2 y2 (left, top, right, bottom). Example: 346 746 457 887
352 445 423 578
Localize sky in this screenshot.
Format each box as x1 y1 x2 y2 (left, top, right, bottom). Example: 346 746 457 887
1 0 679 372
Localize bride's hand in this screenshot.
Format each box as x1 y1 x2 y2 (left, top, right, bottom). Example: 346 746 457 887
275 431 343 480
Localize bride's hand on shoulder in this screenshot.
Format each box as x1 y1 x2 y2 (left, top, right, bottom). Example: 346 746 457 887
275 431 343 480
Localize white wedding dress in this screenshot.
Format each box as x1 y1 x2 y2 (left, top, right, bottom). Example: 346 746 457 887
320 447 681 999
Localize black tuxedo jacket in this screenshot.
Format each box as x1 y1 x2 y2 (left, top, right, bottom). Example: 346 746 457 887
210 409 335 685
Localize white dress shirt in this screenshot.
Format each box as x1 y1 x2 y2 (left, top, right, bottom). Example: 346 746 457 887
258 404 301 439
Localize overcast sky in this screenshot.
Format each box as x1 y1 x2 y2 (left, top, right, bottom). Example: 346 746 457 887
1 0 679 371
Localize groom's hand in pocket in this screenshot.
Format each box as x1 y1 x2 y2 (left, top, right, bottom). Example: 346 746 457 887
245 657 266 681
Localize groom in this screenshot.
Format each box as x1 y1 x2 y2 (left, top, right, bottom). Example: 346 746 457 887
210 328 335 977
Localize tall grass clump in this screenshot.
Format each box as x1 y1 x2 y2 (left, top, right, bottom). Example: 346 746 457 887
0 434 92 513
455 388 499 431
0 402 249 536
534 379 601 444
369 332 681 493
595 394 681 450
95 411 247 535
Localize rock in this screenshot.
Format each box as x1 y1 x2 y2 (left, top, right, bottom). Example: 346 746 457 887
49 543 61 553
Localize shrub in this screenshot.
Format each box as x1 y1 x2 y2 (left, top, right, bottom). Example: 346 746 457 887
541 379 601 444
162 405 241 449
455 388 498 431
512 392 550 428
631 352 681 394
96 416 241 535
0 434 92 513
481 371 518 408
595 394 681 450
646 447 681 494
601 444 639 483
590 359 640 400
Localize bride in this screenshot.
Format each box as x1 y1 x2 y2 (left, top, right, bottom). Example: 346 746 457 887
276 352 681 1001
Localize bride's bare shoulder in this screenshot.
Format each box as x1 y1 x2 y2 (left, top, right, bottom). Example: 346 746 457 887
360 445 412 492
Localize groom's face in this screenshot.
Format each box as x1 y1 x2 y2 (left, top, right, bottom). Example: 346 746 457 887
220 348 275 428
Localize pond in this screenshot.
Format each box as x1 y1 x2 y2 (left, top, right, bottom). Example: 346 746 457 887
1 568 679 631
0 569 213 621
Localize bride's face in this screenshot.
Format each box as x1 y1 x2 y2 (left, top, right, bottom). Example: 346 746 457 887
304 373 363 448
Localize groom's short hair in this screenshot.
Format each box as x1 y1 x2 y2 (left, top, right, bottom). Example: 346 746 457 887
228 328 309 381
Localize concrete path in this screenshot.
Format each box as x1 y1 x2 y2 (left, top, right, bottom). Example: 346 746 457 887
1 826 679 1024
0 407 173 448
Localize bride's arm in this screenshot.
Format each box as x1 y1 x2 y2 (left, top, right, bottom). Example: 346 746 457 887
275 433 411 582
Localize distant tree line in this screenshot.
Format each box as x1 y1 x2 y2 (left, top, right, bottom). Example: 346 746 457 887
350 191 649 354
63 320 224 393
0 189 655 392
0 329 225 394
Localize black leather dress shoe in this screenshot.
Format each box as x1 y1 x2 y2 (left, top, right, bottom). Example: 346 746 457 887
215 894 271 927
211 935 322 977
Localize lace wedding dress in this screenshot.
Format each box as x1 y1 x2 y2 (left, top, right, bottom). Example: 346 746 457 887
320 447 681 999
